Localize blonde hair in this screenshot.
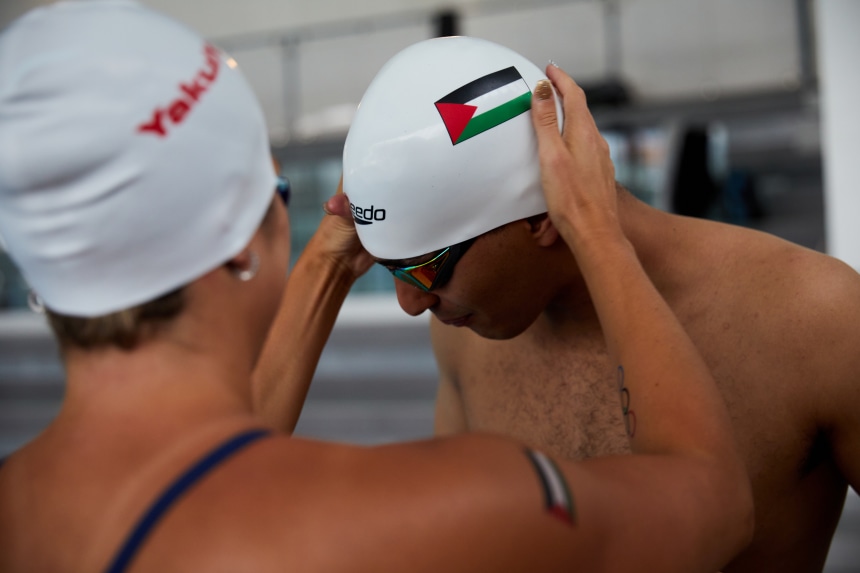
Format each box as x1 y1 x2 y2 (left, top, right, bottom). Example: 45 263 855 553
46 288 185 350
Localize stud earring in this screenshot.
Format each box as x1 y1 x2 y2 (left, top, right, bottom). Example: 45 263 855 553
234 251 260 282
27 291 45 314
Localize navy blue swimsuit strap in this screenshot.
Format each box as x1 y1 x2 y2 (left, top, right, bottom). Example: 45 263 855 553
105 428 271 573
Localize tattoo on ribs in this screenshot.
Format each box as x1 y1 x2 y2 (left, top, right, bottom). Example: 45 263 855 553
524 449 576 526
617 366 636 437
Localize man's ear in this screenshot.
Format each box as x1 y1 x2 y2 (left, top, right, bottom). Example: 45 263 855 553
526 213 560 247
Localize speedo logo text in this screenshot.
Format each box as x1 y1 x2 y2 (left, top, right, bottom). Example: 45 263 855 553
350 202 387 225
137 44 221 138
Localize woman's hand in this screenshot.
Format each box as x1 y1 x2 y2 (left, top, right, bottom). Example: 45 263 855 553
310 177 375 280
530 65 623 250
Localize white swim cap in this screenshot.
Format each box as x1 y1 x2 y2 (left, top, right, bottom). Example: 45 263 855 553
343 37 561 260
0 0 276 317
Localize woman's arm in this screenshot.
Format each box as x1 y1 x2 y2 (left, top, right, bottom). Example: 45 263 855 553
533 64 743 468
252 183 373 432
528 65 753 567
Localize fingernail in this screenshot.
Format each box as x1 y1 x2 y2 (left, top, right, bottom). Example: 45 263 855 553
535 79 552 101
322 201 334 215
548 59 559 68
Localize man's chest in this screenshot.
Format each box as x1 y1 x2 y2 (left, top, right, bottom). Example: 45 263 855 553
455 333 631 460
453 323 813 476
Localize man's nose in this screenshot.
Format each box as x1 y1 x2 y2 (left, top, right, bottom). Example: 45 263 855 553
393 279 438 316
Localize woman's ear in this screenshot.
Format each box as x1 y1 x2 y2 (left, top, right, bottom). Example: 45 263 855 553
526 214 560 247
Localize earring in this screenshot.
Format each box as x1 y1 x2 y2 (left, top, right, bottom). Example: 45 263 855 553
28 291 45 314
235 251 260 282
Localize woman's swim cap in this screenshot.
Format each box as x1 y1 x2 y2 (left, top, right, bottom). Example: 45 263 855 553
343 36 561 260
0 0 276 317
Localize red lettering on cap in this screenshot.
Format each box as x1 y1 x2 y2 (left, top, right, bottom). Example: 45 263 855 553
137 44 223 138
168 100 191 123
198 51 219 82
180 79 207 101
138 109 167 137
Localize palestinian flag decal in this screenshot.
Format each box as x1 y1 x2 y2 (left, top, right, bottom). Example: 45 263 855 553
435 66 532 145
525 448 576 526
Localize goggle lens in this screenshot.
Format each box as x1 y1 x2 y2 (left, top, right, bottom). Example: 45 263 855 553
389 248 451 291
382 237 477 292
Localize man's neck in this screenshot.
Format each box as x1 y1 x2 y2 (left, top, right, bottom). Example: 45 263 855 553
616 192 679 286
539 191 681 330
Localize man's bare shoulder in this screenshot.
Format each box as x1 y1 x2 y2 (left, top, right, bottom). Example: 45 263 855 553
682 219 860 397
719 225 860 336
671 218 859 317
765 244 860 406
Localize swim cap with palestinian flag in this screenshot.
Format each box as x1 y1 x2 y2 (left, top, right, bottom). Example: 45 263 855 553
343 37 561 260
0 0 276 317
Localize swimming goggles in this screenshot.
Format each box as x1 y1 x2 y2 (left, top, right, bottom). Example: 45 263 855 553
276 176 291 207
381 237 476 292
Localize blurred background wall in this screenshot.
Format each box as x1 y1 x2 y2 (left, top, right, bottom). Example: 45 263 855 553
1 1 858 570
4 0 836 296
1 0 834 298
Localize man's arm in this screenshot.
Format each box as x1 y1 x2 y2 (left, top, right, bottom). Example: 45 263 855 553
833 396 860 495
808 257 860 492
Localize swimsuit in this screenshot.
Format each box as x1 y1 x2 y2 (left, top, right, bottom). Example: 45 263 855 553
105 428 270 573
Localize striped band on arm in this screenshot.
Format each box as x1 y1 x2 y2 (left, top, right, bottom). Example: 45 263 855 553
524 448 576 526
